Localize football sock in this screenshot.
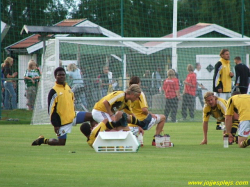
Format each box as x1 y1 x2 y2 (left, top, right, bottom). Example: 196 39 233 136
130 116 145 128
105 114 127 129
241 139 250 148
44 138 49 144
216 122 221 127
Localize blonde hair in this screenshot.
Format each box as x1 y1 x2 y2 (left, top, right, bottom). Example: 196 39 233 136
28 59 36 70
187 64 194 72
204 91 218 103
167 69 175 78
67 63 77 72
4 57 13 67
126 84 141 95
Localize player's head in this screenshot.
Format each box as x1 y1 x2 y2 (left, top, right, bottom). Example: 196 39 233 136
80 122 92 138
54 67 66 84
204 92 217 107
129 76 140 86
126 84 141 102
232 91 241 96
103 66 109 73
220 49 230 60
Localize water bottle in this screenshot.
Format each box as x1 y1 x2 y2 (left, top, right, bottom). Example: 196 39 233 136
223 134 229 148
137 133 144 147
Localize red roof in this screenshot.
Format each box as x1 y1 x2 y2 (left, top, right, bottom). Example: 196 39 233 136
143 23 212 47
8 19 86 50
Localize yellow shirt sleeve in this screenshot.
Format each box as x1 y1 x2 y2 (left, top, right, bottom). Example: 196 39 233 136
87 122 107 147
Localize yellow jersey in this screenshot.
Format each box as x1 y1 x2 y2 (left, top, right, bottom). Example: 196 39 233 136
87 122 107 147
93 91 133 113
131 91 148 121
203 97 227 122
226 94 250 121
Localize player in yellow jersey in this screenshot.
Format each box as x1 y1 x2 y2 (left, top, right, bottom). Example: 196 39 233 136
92 84 141 122
127 76 166 146
200 92 239 145
225 94 250 148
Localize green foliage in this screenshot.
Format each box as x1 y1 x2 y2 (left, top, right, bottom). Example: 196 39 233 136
0 122 249 187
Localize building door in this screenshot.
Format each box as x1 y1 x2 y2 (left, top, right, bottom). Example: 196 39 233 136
195 55 220 110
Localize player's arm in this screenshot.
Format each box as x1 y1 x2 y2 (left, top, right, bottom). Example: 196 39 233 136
225 97 234 140
213 62 223 92
103 100 116 121
234 65 240 86
200 121 208 145
48 89 61 127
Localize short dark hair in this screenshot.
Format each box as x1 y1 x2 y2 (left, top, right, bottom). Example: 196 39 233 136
54 67 66 78
129 76 140 86
80 122 92 137
234 56 241 61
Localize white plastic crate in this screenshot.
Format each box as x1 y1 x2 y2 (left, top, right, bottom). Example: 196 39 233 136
92 131 140 153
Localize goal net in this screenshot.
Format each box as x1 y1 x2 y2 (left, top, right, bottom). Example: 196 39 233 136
31 37 250 125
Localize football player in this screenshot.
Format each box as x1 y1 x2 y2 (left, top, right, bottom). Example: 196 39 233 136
225 94 250 148
200 92 239 145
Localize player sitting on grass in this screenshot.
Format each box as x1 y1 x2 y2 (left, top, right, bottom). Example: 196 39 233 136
31 67 97 146
127 76 166 146
225 94 250 148
200 91 239 145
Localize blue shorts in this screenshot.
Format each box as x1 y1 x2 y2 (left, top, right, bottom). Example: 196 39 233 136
76 111 86 124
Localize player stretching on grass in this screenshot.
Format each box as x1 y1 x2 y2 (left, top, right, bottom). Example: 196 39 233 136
31 67 97 146
200 92 239 145
225 94 250 148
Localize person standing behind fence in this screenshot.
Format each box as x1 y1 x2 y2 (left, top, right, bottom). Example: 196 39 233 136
180 64 197 121
141 70 152 108
163 69 180 123
3 57 18 110
67 63 87 109
24 59 41 110
213 49 234 100
100 66 110 97
233 56 250 94
151 67 162 95
194 63 206 107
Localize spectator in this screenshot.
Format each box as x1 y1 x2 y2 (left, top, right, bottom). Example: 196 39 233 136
233 56 250 94
24 59 41 110
213 49 234 100
100 66 110 97
151 67 162 95
67 63 87 109
3 57 18 110
141 70 152 108
180 64 197 121
163 69 180 123
194 62 206 107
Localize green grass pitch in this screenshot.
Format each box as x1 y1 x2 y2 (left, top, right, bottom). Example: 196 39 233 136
0 121 249 187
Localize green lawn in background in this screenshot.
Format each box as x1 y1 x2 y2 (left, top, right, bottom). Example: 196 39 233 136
0 121 249 187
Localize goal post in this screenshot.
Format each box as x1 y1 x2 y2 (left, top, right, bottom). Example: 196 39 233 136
31 37 250 125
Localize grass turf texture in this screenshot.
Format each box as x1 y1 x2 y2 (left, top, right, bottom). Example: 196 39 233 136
0 122 249 187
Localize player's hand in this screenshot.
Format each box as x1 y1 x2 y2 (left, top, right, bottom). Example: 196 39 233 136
228 133 234 143
217 88 222 93
229 71 234 77
138 127 144 135
54 126 60 136
110 115 116 121
200 139 207 145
